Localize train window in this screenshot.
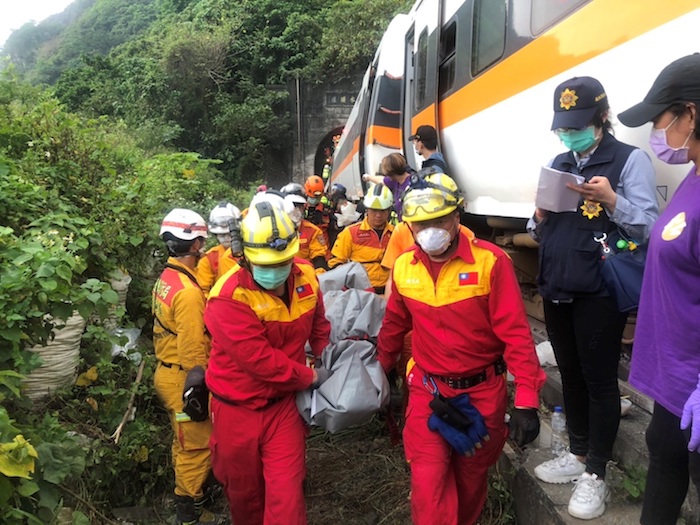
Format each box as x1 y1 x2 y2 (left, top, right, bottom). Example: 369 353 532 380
531 0 589 35
415 29 428 110
471 0 506 76
439 22 457 97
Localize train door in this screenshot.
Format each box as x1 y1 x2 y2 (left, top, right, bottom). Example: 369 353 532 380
402 27 416 169
403 0 442 169
363 14 410 180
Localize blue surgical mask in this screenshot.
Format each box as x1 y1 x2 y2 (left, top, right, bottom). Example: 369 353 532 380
556 126 598 153
251 263 292 290
649 116 692 164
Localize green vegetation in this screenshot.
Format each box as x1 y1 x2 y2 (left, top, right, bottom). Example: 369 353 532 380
0 0 413 521
0 71 249 522
621 465 647 501
3 0 413 186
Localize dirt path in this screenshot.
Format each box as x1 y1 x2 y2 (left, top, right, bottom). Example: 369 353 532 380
306 416 411 525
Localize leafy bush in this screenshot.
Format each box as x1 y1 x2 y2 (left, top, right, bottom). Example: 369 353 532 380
0 384 88 524
0 70 245 521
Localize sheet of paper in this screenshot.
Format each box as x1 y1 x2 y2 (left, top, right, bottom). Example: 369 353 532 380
535 166 585 213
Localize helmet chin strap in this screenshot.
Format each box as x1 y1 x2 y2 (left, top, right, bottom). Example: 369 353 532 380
167 239 204 264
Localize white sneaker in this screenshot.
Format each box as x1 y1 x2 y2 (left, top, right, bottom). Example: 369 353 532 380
568 472 610 520
534 452 586 484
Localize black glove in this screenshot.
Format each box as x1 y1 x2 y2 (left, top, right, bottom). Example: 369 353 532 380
312 367 333 388
182 366 209 422
509 408 540 447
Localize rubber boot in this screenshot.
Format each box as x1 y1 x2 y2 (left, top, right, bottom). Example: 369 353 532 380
200 472 224 508
175 495 199 525
194 497 230 525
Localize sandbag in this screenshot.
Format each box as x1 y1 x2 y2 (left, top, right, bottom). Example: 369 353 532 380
102 269 132 331
22 312 86 401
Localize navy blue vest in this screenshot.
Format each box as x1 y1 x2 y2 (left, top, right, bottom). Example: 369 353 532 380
537 132 636 301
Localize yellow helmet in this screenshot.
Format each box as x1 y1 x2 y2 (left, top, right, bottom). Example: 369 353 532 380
241 201 299 265
401 173 464 222
363 183 394 210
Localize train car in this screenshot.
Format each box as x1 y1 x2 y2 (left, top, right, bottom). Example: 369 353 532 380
333 0 699 222
331 14 410 197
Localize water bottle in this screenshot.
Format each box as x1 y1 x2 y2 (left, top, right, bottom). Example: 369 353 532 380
551 405 567 456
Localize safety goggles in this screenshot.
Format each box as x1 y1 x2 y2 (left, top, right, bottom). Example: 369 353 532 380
401 189 457 220
209 218 230 230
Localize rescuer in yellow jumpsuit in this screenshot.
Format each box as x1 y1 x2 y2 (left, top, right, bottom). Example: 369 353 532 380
152 208 217 525
329 183 394 293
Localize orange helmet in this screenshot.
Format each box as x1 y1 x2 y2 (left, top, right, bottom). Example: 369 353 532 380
304 175 325 197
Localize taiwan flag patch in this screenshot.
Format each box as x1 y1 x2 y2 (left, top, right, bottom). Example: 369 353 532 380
459 272 479 285
296 284 314 298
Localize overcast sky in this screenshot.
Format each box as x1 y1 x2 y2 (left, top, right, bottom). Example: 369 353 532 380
1 0 75 47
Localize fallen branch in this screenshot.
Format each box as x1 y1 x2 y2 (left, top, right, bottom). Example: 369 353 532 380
110 359 146 443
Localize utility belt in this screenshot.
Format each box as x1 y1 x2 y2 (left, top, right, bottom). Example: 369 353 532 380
432 356 506 390
211 392 284 411
158 360 181 369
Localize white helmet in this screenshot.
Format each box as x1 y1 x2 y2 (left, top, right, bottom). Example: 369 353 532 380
281 182 305 197
363 183 393 210
285 193 307 206
160 208 208 240
284 194 306 226
208 202 241 234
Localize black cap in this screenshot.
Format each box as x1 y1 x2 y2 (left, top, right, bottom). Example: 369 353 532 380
551 76 607 130
408 125 437 142
618 54 700 128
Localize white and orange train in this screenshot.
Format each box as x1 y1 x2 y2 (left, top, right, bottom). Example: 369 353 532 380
332 0 700 223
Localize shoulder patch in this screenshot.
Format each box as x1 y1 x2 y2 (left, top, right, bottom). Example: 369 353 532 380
296 283 314 298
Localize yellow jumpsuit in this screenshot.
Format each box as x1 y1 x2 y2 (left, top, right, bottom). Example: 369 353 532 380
152 258 212 500
196 244 227 296
329 217 393 290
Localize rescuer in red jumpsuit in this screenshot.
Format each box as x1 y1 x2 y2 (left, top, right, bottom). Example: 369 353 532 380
204 201 332 525
376 173 546 525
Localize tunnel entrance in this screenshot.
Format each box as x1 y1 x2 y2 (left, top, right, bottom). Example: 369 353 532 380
314 126 344 182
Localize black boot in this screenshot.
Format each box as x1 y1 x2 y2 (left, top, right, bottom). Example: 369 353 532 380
175 495 199 525
200 472 224 508
194 497 230 525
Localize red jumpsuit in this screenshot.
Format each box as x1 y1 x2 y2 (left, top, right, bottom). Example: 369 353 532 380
377 228 545 525
204 259 330 525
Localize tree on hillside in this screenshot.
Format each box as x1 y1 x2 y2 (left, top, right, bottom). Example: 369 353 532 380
304 0 413 84
48 0 411 185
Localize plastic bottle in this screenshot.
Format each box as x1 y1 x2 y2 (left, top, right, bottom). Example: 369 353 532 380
551 406 567 456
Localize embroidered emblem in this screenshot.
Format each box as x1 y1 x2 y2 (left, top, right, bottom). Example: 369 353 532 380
581 200 602 219
296 284 314 298
560 88 578 110
458 272 479 285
